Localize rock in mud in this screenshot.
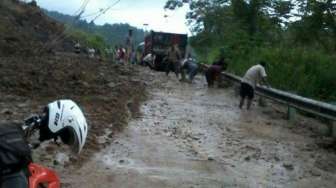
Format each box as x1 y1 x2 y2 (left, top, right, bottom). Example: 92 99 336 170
208 156 215 161
191 135 200 140
310 168 322 177
55 153 70 166
119 159 125 164
17 102 29 108
45 145 57 153
108 82 121 88
80 81 90 88
1 109 13 115
244 156 251 161
283 163 294 171
97 136 107 144
274 156 280 162
53 160 59 166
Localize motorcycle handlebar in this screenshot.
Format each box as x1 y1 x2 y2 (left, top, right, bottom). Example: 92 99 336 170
22 115 42 140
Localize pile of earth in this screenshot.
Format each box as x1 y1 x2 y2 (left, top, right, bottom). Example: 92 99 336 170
0 0 149 179
0 0 72 56
0 55 147 164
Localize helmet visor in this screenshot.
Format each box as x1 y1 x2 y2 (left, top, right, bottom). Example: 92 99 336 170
59 127 81 154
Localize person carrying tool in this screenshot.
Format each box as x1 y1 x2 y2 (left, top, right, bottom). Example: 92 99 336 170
239 61 270 110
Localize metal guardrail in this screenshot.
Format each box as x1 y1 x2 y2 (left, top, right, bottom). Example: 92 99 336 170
200 64 336 121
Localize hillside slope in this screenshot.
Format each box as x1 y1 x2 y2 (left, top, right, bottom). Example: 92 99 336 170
0 0 147 166
44 10 146 47
0 0 68 56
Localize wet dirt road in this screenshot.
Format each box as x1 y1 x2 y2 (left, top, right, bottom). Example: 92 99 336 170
63 67 336 188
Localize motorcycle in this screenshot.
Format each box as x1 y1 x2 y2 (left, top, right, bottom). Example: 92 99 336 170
23 115 61 188
1 99 88 188
28 163 60 188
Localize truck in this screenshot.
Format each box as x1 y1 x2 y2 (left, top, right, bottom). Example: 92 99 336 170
143 31 188 71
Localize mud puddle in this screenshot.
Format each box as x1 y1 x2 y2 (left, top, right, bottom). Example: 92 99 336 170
62 67 336 188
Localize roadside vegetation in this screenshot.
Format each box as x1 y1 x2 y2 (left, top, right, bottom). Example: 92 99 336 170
166 0 336 102
44 10 145 48
65 26 109 58
44 10 146 60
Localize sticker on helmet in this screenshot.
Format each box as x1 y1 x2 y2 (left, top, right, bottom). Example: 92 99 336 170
54 113 60 126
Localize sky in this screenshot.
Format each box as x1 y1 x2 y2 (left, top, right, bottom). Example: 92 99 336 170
34 0 190 34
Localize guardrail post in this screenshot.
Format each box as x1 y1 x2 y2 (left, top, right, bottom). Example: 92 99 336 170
327 121 336 138
333 122 336 138
207 68 336 128
258 97 267 107
287 105 296 122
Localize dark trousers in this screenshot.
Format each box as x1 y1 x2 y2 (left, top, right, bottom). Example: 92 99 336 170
165 61 180 78
188 65 198 81
143 61 154 69
240 82 254 99
205 70 215 86
0 171 28 188
182 65 198 81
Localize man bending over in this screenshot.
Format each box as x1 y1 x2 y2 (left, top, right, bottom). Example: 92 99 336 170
239 61 270 110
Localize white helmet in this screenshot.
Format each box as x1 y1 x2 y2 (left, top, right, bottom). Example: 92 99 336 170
45 100 88 154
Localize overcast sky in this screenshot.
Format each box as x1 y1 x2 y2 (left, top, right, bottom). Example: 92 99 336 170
34 0 190 34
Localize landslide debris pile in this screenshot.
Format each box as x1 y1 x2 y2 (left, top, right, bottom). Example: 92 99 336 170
0 56 147 164
0 0 147 165
0 0 66 56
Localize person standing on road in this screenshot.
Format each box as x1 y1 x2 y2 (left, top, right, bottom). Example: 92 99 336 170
239 61 270 110
165 44 182 78
125 29 134 64
181 55 199 83
117 47 126 64
113 45 119 63
205 58 227 87
205 65 225 87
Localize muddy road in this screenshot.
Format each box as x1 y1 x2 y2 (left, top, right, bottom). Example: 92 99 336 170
55 66 336 188
60 67 336 188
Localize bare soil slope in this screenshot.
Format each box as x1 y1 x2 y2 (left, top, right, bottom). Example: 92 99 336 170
0 0 70 56
0 0 148 165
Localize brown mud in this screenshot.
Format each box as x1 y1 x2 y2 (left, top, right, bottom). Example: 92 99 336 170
0 56 147 165
52 67 336 188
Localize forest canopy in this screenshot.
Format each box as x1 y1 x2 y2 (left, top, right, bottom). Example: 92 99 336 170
166 0 336 102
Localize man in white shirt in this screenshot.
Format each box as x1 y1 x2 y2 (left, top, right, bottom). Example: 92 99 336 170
239 61 269 110
88 48 95 58
143 52 156 69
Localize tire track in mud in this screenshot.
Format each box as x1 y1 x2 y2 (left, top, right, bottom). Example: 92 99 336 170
62 67 336 188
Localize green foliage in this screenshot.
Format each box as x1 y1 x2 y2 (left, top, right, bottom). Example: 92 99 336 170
65 26 108 58
227 47 336 101
44 9 146 60
167 0 336 102
199 40 336 101
44 9 145 48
